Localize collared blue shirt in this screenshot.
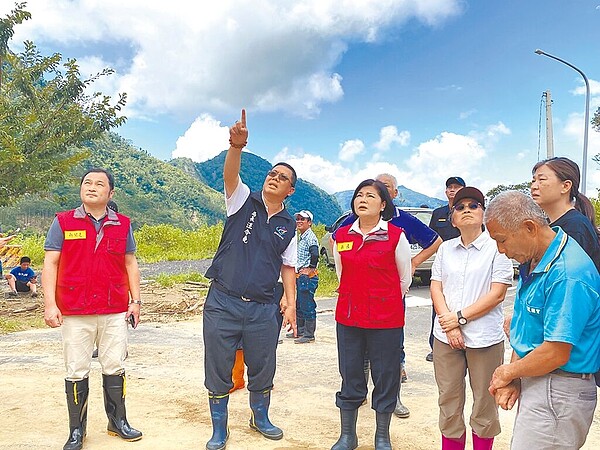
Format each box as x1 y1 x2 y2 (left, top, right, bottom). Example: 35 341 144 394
510 227 600 373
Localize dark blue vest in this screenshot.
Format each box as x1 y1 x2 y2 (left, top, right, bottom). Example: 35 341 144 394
205 191 295 303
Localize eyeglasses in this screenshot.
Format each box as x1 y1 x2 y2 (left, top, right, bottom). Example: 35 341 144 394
267 169 292 184
454 202 481 212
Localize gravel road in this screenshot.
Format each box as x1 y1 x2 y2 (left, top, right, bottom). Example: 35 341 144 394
138 259 212 279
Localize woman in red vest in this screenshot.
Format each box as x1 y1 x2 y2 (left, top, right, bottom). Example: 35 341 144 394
330 179 412 450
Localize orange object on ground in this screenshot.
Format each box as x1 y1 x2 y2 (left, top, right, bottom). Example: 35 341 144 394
229 349 245 393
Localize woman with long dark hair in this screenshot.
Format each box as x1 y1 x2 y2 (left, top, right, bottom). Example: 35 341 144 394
531 156 600 272
330 179 411 450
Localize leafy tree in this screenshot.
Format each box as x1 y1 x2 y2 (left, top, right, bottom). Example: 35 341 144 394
0 2 127 206
593 106 600 132
486 182 531 200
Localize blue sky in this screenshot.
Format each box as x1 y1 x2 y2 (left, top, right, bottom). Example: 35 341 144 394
4 0 600 198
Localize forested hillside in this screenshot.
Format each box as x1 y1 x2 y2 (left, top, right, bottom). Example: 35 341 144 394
0 133 226 232
0 135 343 233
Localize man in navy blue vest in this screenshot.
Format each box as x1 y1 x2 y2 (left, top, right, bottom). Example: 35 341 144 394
203 109 298 450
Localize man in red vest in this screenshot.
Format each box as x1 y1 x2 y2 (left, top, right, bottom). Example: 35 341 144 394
42 168 142 450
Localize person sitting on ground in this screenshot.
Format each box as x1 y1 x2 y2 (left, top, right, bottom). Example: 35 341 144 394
6 256 38 298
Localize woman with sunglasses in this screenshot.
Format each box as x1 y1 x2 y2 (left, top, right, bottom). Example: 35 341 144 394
531 157 600 273
330 179 411 450
430 187 513 450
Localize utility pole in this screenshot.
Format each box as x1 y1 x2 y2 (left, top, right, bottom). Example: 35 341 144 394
544 90 554 158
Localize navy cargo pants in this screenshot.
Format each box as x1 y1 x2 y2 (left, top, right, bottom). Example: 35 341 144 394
203 283 281 395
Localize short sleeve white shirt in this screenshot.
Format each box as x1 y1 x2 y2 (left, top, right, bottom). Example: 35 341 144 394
431 231 513 348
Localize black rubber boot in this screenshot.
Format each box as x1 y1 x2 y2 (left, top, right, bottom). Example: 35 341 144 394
287 318 305 338
102 373 143 441
63 378 89 450
294 318 316 344
393 382 410 418
374 412 392 450
331 409 358 450
207 393 229 450
248 390 283 440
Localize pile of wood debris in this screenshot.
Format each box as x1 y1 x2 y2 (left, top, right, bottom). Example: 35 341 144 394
0 280 209 324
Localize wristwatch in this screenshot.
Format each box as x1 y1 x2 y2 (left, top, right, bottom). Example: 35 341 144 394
457 310 468 326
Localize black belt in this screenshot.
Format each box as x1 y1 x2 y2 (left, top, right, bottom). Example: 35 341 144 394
211 281 252 302
550 369 593 380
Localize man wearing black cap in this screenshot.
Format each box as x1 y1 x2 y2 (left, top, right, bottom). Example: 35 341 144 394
425 176 466 361
429 177 466 242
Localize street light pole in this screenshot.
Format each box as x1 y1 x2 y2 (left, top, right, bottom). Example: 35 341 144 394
535 49 590 195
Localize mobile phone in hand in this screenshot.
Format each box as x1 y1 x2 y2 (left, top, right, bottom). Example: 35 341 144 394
128 314 136 329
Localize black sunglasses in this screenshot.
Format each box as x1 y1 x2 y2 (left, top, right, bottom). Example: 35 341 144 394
267 169 292 185
454 202 481 212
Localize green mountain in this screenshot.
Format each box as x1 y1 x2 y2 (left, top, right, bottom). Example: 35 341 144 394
0 135 342 233
0 133 226 232
182 150 343 225
333 186 446 212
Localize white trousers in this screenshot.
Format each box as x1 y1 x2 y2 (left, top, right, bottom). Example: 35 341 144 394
61 313 128 381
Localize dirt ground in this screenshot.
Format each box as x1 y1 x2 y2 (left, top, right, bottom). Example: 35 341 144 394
1 285 600 450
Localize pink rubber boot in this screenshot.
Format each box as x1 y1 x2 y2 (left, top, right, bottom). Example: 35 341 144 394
442 433 466 450
472 431 494 450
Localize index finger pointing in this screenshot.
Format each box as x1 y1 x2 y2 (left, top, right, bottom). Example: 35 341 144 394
240 108 246 127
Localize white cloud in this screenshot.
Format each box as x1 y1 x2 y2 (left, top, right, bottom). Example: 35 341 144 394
273 148 354 193
459 109 477 120
273 127 510 198
404 132 488 198
338 139 366 162
5 0 462 119
171 114 229 162
273 147 413 194
572 78 600 97
373 126 410 151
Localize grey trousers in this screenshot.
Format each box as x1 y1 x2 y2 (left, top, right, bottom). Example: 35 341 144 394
511 373 597 450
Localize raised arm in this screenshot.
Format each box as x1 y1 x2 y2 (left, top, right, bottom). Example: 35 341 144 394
224 109 248 197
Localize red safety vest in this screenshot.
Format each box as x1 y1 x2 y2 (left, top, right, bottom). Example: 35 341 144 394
335 223 405 328
55 209 131 315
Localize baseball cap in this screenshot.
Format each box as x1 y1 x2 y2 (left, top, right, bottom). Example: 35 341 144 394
446 176 466 188
295 210 313 221
452 186 485 208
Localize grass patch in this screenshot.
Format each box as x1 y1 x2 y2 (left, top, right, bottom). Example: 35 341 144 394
0 316 46 335
314 264 339 298
135 224 223 263
153 272 210 287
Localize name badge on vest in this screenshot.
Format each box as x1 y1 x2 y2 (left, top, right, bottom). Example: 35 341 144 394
337 242 353 252
65 230 86 240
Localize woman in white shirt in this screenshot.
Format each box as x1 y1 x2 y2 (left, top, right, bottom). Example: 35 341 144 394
430 187 513 450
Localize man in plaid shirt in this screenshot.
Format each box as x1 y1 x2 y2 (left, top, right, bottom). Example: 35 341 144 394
292 210 319 344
